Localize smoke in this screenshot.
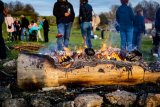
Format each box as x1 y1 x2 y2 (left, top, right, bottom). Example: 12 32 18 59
107 31 120 48
38 43 57 55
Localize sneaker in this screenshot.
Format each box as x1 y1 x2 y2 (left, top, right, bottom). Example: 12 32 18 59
153 53 159 57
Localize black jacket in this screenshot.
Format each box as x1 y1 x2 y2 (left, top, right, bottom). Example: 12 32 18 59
0 1 4 23
53 0 75 24
0 1 4 13
155 8 160 31
43 19 49 31
79 3 93 24
21 17 29 28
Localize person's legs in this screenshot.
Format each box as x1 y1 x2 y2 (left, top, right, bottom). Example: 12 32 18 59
57 23 65 50
136 33 142 51
82 22 92 48
80 23 86 46
44 30 48 42
43 30 46 42
25 28 29 41
21 28 25 41
37 30 43 42
10 32 15 41
7 32 11 41
126 28 133 52
18 30 21 41
132 31 137 50
64 22 72 48
153 32 160 54
120 30 127 51
86 22 92 48
14 31 17 41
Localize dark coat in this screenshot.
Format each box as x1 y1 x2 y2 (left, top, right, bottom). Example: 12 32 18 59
155 8 160 31
21 17 29 28
53 0 75 24
79 2 93 24
116 4 134 30
0 1 4 23
133 15 145 33
43 19 49 31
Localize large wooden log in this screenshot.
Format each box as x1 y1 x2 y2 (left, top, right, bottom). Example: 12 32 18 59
17 53 160 89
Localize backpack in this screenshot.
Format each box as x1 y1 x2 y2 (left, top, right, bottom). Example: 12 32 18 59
92 15 100 32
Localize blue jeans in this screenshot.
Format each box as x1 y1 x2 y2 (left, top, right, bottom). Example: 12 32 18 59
133 31 142 51
120 28 133 52
57 22 72 50
81 22 92 48
21 28 29 41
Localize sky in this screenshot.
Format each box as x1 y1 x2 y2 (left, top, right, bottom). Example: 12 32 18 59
4 0 160 16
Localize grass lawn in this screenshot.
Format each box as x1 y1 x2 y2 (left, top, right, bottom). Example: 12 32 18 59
2 24 156 62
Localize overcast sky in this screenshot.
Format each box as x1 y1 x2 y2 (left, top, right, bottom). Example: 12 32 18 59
4 0 160 16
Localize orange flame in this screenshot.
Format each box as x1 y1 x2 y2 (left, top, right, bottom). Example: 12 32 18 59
100 43 107 52
97 43 123 61
77 47 83 54
63 47 72 56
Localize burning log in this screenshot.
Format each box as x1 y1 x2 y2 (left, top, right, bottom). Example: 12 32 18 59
17 53 160 89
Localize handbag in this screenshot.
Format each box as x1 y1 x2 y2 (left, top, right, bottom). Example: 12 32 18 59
6 18 12 29
8 25 11 29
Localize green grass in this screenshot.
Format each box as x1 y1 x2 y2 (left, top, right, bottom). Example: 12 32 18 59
2 24 156 62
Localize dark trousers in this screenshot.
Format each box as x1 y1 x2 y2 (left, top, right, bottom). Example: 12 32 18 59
44 30 48 42
14 31 21 41
0 22 6 59
152 32 160 53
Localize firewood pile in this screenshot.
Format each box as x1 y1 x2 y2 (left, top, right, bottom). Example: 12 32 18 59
12 43 44 53
42 46 146 72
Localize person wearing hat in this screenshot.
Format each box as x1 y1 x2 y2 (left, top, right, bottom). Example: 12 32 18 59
116 0 134 53
133 9 145 52
53 0 75 50
79 0 93 48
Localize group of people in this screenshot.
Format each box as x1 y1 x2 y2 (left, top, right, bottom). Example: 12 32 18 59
0 0 160 60
0 0 50 60
53 0 160 58
4 14 49 42
116 0 160 57
116 0 145 56
53 0 94 50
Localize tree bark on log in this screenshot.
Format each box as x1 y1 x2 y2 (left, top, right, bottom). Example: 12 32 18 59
17 53 160 89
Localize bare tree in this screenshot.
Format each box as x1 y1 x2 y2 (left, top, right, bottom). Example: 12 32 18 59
7 1 38 19
134 0 160 21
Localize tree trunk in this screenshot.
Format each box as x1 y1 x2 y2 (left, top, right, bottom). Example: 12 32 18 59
17 53 160 89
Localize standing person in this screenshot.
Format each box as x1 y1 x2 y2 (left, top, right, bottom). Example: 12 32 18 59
133 9 145 51
43 17 49 42
153 7 160 57
79 0 93 48
20 15 29 41
28 20 38 41
14 18 21 41
5 14 15 41
36 16 43 42
116 0 134 54
0 0 7 60
53 0 75 50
